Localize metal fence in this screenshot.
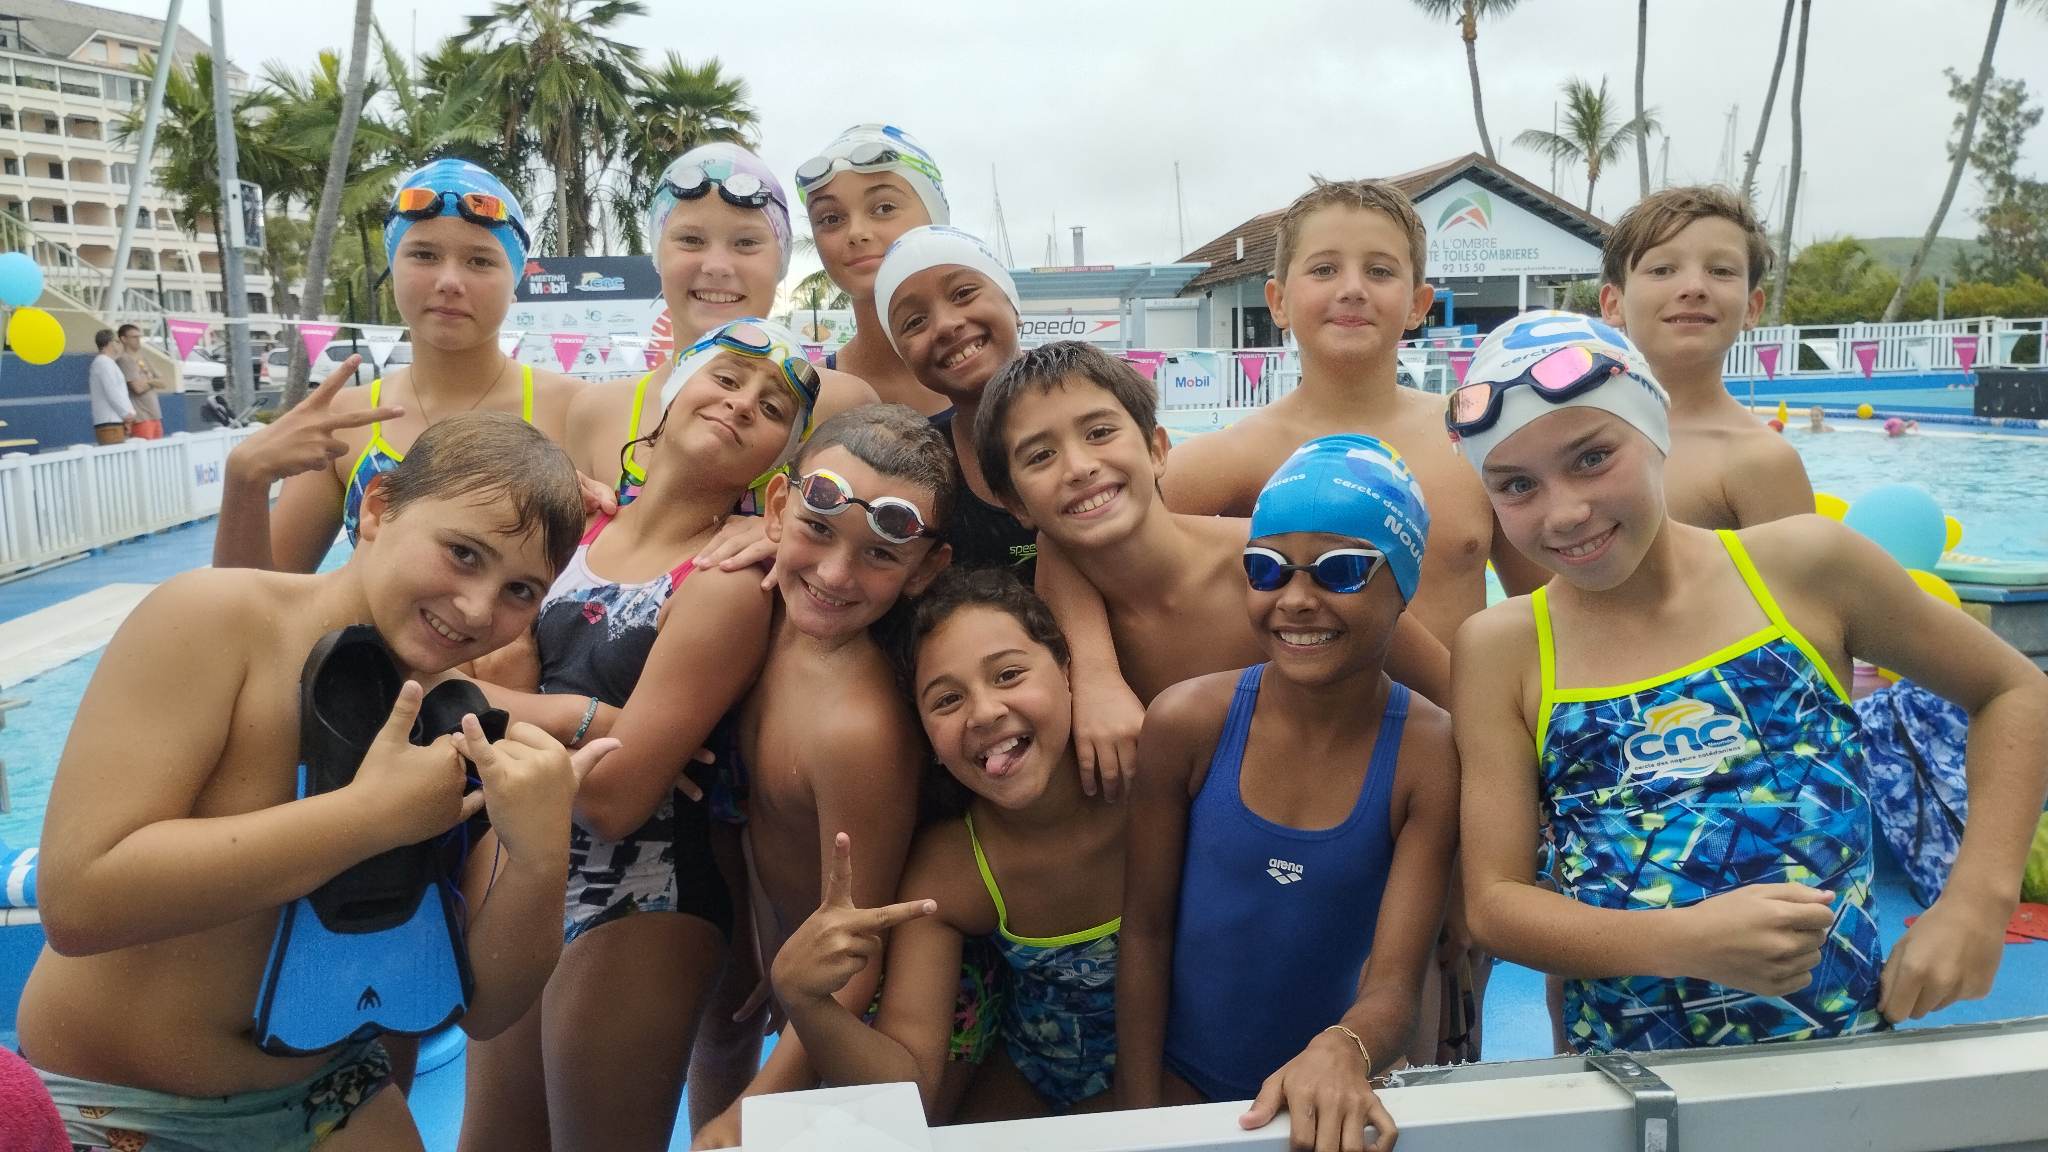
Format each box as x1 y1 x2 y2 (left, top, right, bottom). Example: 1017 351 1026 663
0 427 259 577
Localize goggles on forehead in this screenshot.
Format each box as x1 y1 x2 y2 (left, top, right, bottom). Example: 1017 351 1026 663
1241 546 1387 594
794 140 942 196
387 188 531 249
663 163 777 210
701 321 819 411
1445 345 1628 439
797 468 936 545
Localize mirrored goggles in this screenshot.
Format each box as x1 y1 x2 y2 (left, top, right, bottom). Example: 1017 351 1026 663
1445 345 1627 438
387 188 531 249
1242 546 1387 594
797 468 936 545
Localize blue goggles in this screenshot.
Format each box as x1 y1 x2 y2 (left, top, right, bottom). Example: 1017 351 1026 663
1242 546 1388 594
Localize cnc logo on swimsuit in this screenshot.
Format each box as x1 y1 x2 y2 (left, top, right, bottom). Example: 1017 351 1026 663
582 600 607 624
1266 858 1304 885
357 985 382 1012
1623 698 1747 780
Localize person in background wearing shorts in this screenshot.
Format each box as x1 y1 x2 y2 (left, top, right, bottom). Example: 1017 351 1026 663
115 324 165 439
88 328 134 445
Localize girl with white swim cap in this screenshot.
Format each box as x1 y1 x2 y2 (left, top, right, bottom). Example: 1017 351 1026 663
1453 310 2047 1058
794 124 955 415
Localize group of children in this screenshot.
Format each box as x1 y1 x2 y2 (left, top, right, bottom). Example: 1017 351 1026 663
10 123 2046 1152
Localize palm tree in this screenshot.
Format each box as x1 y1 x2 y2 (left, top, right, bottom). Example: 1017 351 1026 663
1883 0 2018 321
1633 0 1651 198
116 55 295 314
1740 0 1799 203
1412 0 1520 161
458 0 645 258
1514 77 1658 213
277 0 376 405
790 267 848 342
614 53 757 254
1766 0 1813 324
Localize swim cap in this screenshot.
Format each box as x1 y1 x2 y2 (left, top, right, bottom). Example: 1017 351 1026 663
1451 310 1671 471
648 143 794 279
386 159 529 286
872 226 1020 354
657 317 818 477
1250 434 1430 602
795 124 950 226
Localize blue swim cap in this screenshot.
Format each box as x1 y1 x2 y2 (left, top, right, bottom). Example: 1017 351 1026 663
1249 434 1430 602
385 159 529 287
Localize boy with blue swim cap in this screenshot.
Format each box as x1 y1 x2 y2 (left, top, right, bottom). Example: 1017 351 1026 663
1117 432 1458 1151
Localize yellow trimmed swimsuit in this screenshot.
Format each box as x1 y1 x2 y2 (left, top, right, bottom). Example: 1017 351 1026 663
1536 529 1883 1053
340 365 535 545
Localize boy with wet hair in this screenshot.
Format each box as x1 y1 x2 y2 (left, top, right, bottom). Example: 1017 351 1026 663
976 340 1448 709
691 405 957 1147
18 412 608 1151
1600 185 1814 530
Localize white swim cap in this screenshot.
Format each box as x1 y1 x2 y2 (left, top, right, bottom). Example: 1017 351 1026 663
1450 310 1671 470
872 226 1020 354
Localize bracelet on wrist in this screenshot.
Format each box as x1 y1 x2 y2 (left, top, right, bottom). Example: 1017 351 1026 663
1322 1024 1372 1078
570 696 600 745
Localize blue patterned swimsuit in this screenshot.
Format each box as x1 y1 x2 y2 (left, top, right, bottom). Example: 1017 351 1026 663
966 812 1118 1110
340 366 535 544
1535 530 1884 1053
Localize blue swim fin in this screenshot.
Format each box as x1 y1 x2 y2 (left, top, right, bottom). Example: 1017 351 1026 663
253 626 475 1057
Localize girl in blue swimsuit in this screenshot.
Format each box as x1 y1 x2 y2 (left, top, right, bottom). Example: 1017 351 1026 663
769 569 1125 1120
214 159 587 574
1453 311 2048 1054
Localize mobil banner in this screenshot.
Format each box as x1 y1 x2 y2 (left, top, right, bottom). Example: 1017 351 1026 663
1159 351 1222 408
510 256 667 378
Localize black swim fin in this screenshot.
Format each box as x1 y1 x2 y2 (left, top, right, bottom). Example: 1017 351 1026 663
253 625 475 1057
413 678 508 877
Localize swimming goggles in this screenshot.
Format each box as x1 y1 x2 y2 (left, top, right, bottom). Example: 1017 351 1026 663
387 188 531 249
794 140 943 196
797 468 937 545
1445 345 1626 439
662 164 777 210
1242 546 1387 594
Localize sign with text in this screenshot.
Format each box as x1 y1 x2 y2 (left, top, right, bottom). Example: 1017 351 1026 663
1414 179 1602 280
512 257 668 378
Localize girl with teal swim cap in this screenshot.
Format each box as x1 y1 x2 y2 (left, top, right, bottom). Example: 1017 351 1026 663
214 157 589 579
1455 310 2048 1055
796 124 954 415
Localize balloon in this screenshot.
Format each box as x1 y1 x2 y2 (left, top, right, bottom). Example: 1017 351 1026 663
6 305 64 364
0 251 42 308
1944 515 1963 552
1815 492 1849 520
1843 483 1946 572
1767 418 1785 432
1907 569 1961 609
1856 402 1874 419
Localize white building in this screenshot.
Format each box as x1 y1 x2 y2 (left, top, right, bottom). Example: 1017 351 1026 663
0 0 280 340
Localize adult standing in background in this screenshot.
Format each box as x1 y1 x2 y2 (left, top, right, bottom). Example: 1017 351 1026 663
87 329 133 445
115 324 164 439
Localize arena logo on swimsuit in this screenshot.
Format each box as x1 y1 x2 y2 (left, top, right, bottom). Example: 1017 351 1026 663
1622 698 1747 780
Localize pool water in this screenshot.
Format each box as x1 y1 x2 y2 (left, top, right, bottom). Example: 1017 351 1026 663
0 650 99 851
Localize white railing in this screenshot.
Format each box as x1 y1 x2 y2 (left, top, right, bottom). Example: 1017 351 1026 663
0 428 257 577
738 1016 2048 1152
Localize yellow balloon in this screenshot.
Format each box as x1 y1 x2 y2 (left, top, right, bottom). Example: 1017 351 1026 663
1908 568 1962 608
6 305 64 365
1944 515 1963 552
1856 402 1874 420
1814 492 1849 520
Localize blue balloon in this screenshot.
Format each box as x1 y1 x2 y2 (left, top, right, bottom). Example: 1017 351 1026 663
0 251 42 308
1843 483 1946 572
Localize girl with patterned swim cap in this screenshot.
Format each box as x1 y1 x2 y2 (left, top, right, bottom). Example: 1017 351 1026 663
215 157 591 573
1452 310 2048 1055
563 142 876 510
795 124 955 415
458 318 821 1152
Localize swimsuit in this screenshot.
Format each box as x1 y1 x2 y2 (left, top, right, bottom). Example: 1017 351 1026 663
340 365 536 545
536 514 732 943
928 409 1037 580
1537 530 1883 1052
35 1040 391 1152
966 812 1117 1110
1163 667 1407 1101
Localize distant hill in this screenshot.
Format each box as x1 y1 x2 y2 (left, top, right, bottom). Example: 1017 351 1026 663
1857 236 1984 278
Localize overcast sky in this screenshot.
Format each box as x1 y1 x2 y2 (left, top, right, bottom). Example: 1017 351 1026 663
96 0 2048 278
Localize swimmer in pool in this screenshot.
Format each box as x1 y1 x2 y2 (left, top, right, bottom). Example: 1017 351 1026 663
1809 407 1834 434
